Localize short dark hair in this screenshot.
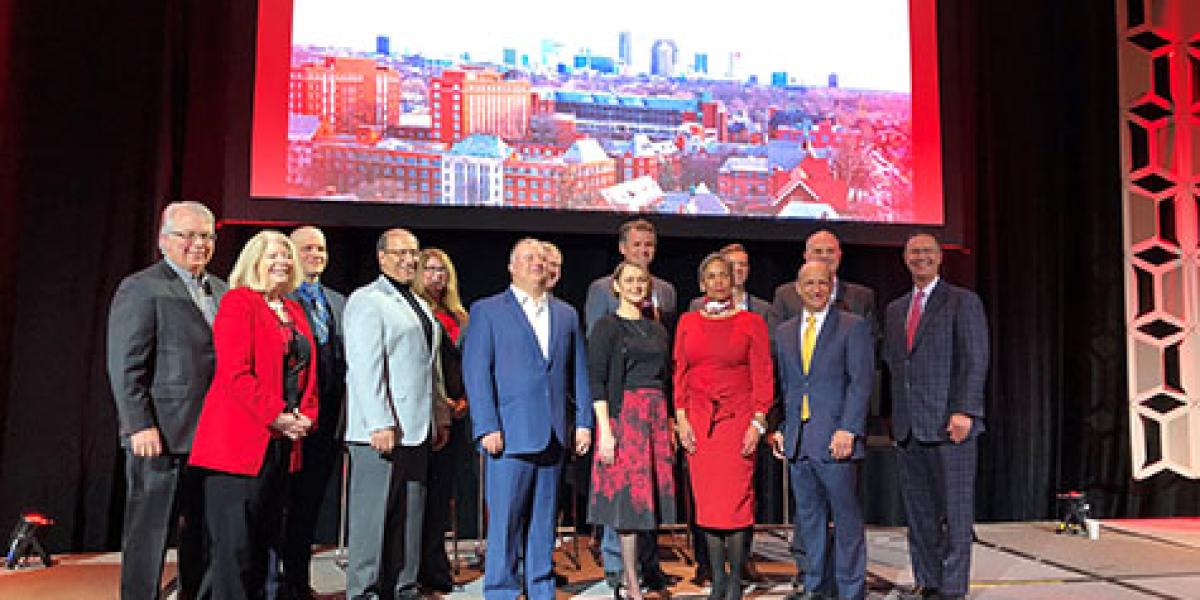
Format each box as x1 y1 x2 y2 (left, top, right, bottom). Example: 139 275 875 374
905 231 941 250
618 219 656 244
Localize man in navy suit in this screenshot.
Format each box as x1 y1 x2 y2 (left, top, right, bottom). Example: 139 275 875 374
269 225 348 600
770 261 873 600
883 233 989 600
463 238 594 600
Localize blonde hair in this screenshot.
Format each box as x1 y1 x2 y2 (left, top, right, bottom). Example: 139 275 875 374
229 230 304 293
416 247 469 325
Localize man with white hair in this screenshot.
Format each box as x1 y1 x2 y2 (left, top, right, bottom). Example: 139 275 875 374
107 200 228 599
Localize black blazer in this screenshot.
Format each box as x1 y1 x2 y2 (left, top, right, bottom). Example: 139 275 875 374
106 260 228 453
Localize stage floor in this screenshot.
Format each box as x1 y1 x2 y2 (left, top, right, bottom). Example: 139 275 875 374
4 520 1200 599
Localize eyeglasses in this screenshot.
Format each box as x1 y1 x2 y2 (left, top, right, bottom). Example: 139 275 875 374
168 230 216 243
381 248 420 257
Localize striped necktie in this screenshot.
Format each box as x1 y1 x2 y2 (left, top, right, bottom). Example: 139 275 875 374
300 283 330 345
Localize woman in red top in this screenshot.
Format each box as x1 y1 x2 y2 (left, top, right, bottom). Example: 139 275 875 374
189 230 318 600
414 247 470 591
674 253 773 600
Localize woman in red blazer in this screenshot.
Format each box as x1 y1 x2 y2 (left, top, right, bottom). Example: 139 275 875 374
189 230 318 600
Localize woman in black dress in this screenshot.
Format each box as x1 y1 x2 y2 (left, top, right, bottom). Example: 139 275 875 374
588 261 676 600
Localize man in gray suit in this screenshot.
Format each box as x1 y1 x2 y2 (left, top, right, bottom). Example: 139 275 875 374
585 218 677 334
272 226 348 600
107 200 227 600
771 230 876 334
344 228 450 600
583 219 677 591
883 233 989 600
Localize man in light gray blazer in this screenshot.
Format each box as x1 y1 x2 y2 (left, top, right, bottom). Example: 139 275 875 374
344 228 450 600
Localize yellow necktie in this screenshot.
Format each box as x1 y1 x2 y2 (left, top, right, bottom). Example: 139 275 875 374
801 314 816 421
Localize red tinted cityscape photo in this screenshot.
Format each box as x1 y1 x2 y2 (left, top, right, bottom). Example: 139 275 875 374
252 0 943 224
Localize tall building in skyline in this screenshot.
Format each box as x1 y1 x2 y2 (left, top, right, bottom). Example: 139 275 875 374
694 52 708 74
376 35 390 56
619 31 632 66
650 39 678 77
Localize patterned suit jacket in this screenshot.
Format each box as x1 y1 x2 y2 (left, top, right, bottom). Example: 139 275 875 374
883 279 989 442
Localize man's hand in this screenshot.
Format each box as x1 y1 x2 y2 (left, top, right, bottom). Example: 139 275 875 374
432 424 451 451
741 424 761 457
574 428 592 456
676 418 696 454
370 427 396 454
596 430 615 465
829 429 854 460
481 431 504 456
130 427 163 457
946 413 972 444
769 432 786 460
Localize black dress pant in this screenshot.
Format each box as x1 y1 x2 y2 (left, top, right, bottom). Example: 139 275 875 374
277 422 343 589
205 439 291 600
419 418 468 587
120 450 208 600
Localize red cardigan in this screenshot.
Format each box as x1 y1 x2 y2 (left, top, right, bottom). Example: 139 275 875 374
189 287 319 476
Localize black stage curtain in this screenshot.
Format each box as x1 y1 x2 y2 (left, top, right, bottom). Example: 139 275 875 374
2 0 1197 553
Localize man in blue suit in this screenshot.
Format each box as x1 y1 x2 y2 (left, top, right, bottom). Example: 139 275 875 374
770 261 873 600
463 238 594 600
883 233 989 600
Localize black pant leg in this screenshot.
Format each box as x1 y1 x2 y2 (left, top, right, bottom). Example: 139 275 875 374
120 451 185 600
279 430 341 588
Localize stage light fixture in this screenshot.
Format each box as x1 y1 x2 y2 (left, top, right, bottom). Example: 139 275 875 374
4 512 55 569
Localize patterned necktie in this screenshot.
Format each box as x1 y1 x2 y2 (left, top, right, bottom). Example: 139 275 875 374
801 314 816 421
906 289 925 351
301 283 330 345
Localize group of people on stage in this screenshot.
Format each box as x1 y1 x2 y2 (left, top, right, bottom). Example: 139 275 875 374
107 202 988 600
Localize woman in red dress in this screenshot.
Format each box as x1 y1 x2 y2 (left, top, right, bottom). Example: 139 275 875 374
674 253 773 600
587 261 676 600
189 230 319 600
414 247 470 592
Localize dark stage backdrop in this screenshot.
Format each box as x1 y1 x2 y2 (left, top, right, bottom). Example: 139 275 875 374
2 0 1197 554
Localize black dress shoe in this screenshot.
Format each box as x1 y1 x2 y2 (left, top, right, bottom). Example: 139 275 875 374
554 570 569 586
741 562 765 583
690 566 711 586
641 569 672 592
419 579 455 594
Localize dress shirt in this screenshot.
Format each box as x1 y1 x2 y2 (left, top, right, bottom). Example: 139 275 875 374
801 304 831 346
511 285 550 360
911 276 940 312
164 256 215 324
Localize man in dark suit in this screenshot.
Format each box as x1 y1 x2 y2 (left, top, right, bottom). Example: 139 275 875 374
463 238 593 600
107 200 228 600
771 230 876 333
584 220 677 591
344 228 451 600
269 225 348 600
883 233 989 600
771 262 873 600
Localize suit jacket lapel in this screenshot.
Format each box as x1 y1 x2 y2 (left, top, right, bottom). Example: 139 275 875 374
504 289 549 367
375 276 437 364
810 308 838 374
911 281 947 353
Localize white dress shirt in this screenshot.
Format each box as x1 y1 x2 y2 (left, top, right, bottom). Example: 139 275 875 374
511 285 550 359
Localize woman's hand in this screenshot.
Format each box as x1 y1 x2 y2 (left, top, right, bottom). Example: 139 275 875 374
597 430 617 465
676 417 697 454
270 412 310 441
741 423 762 456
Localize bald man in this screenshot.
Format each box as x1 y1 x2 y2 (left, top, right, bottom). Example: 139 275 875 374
770 230 876 334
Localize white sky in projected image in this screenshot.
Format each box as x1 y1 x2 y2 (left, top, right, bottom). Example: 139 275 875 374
292 0 913 92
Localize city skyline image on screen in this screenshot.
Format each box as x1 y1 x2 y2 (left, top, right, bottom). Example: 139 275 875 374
251 0 944 225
